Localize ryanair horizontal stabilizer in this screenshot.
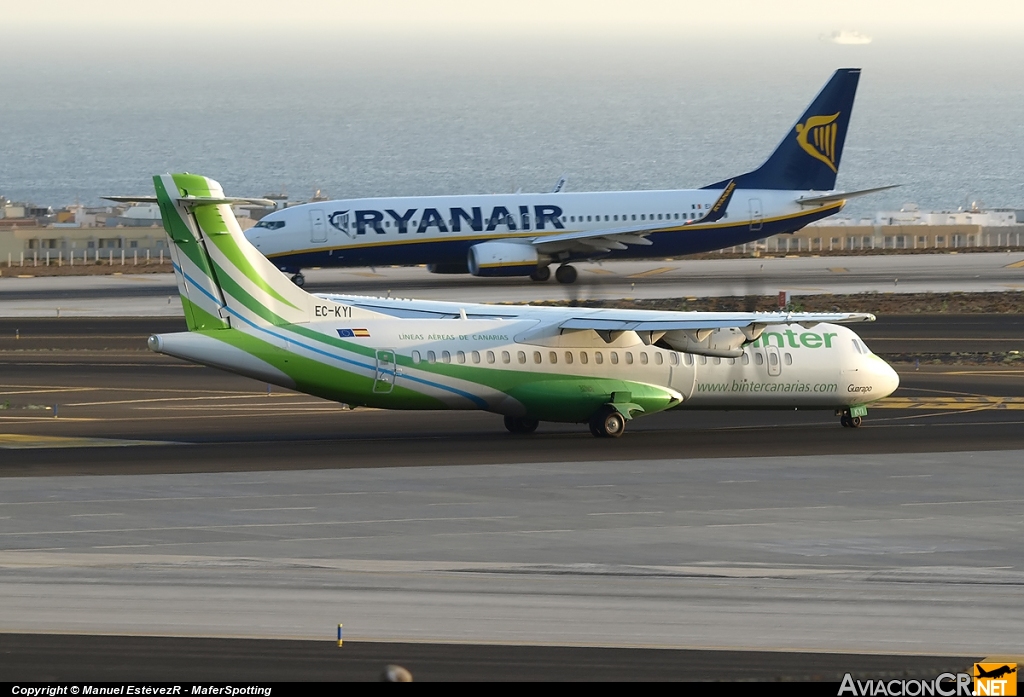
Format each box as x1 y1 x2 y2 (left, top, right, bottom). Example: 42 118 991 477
796 185 900 206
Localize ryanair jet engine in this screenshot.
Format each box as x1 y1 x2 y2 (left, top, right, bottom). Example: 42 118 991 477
467 241 540 277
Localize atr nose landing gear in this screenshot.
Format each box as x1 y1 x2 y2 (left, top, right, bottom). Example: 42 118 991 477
555 264 578 284
290 272 306 287
839 408 864 428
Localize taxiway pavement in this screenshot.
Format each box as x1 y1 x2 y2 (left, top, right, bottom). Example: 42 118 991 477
2 252 1024 316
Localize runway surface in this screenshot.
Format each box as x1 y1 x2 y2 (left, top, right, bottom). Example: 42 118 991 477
1 318 1022 677
3 252 1024 315
0 634 975 682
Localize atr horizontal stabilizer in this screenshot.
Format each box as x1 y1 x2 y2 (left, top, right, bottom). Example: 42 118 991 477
106 195 276 207
796 185 900 206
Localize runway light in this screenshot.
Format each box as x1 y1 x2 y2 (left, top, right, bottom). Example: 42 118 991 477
337 623 343 647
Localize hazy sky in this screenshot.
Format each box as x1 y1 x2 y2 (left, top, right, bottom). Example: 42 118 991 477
5 0 1023 37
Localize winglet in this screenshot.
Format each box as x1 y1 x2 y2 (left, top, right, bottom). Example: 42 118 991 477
693 179 736 224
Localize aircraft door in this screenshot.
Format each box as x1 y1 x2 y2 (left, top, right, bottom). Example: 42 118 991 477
668 352 696 401
748 198 763 232
373 349 397 394
310 209 327 243
765 345 782 376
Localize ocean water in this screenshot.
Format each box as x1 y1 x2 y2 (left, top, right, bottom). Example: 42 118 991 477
2 33 1022 218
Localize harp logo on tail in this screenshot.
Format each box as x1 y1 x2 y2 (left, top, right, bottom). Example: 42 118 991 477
795 112 841 173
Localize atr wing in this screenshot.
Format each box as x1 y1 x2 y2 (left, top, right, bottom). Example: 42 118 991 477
320 293 875 330
532 180 737 254
559 311 875 333
796 185 900 206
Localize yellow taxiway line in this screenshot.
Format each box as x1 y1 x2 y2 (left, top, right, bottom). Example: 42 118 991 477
874 396 1024 410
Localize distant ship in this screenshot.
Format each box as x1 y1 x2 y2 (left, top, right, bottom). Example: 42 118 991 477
825 30 872 45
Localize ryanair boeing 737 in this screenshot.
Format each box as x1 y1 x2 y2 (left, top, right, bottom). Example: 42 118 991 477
135 173 899 437
242 68 894 286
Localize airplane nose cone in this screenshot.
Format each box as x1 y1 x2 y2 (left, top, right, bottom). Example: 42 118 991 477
872 358 900 399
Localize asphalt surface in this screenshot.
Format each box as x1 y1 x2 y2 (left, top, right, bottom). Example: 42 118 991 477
0 634 975 682
3 252 1024 315
2 318 1022 680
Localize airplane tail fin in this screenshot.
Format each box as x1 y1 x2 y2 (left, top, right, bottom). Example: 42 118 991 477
152 173 360 331
704 68 861 192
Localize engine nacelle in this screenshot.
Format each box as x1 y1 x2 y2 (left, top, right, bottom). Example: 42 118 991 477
467 241 539 277
660 327 749 358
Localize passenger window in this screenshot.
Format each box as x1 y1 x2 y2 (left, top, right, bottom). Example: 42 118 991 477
472 351 481 364
587 216 592 222
604 215 609 221
640 352 648 364
595 352 604 364
654 353 663 365
769 353 779 366
657 214 662 220
684 354 693 366
412 350 421 364
457 351 466 364
613 215 619 221
427 351 436 364
533 351 542 364
517 351 526 364
728 358 735 365
755 353 764 365
486 351 495 364
625 352 634 365
565 351 574 364
580 352 588 364
742 354 750 365
501 351 511 364
631 214 636 221
641 214 646 220
442 350 451 363
669 353 679 366
713 357 721 365
549 351 558 364
699 355 707 365
784 353 793 365
610 352 619 364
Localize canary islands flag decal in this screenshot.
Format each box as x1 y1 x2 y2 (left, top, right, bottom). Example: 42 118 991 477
974 663 1017 696
338 328 370 338
795 112 841 173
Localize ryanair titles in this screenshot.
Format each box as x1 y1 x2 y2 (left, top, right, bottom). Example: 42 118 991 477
330 205 565 235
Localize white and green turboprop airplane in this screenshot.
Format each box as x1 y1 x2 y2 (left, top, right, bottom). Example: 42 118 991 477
145 173 899 437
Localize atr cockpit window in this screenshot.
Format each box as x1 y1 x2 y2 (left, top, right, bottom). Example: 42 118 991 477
254 220 286 230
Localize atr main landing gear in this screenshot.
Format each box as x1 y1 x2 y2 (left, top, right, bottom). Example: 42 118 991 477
839 408 863 428
290 272 306 287
504 415 539 434
555 264 578 284
530 266 551 282
588 407 626 438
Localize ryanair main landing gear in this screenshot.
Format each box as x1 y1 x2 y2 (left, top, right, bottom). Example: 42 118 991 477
530 266 551 282
504 415 539 434
555 264 578 284
291 272 306 288
589 407 625 438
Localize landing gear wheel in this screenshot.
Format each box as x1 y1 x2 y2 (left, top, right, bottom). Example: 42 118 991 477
589 407 625 438
555 264 578 284
840 411 863 428
530 266 551 282
291 272 306 287
504 415 539 434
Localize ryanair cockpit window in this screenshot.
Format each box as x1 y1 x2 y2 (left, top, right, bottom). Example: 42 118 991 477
254 220 286 230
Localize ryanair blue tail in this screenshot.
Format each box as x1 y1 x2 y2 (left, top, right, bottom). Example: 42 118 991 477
704 68 861 191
